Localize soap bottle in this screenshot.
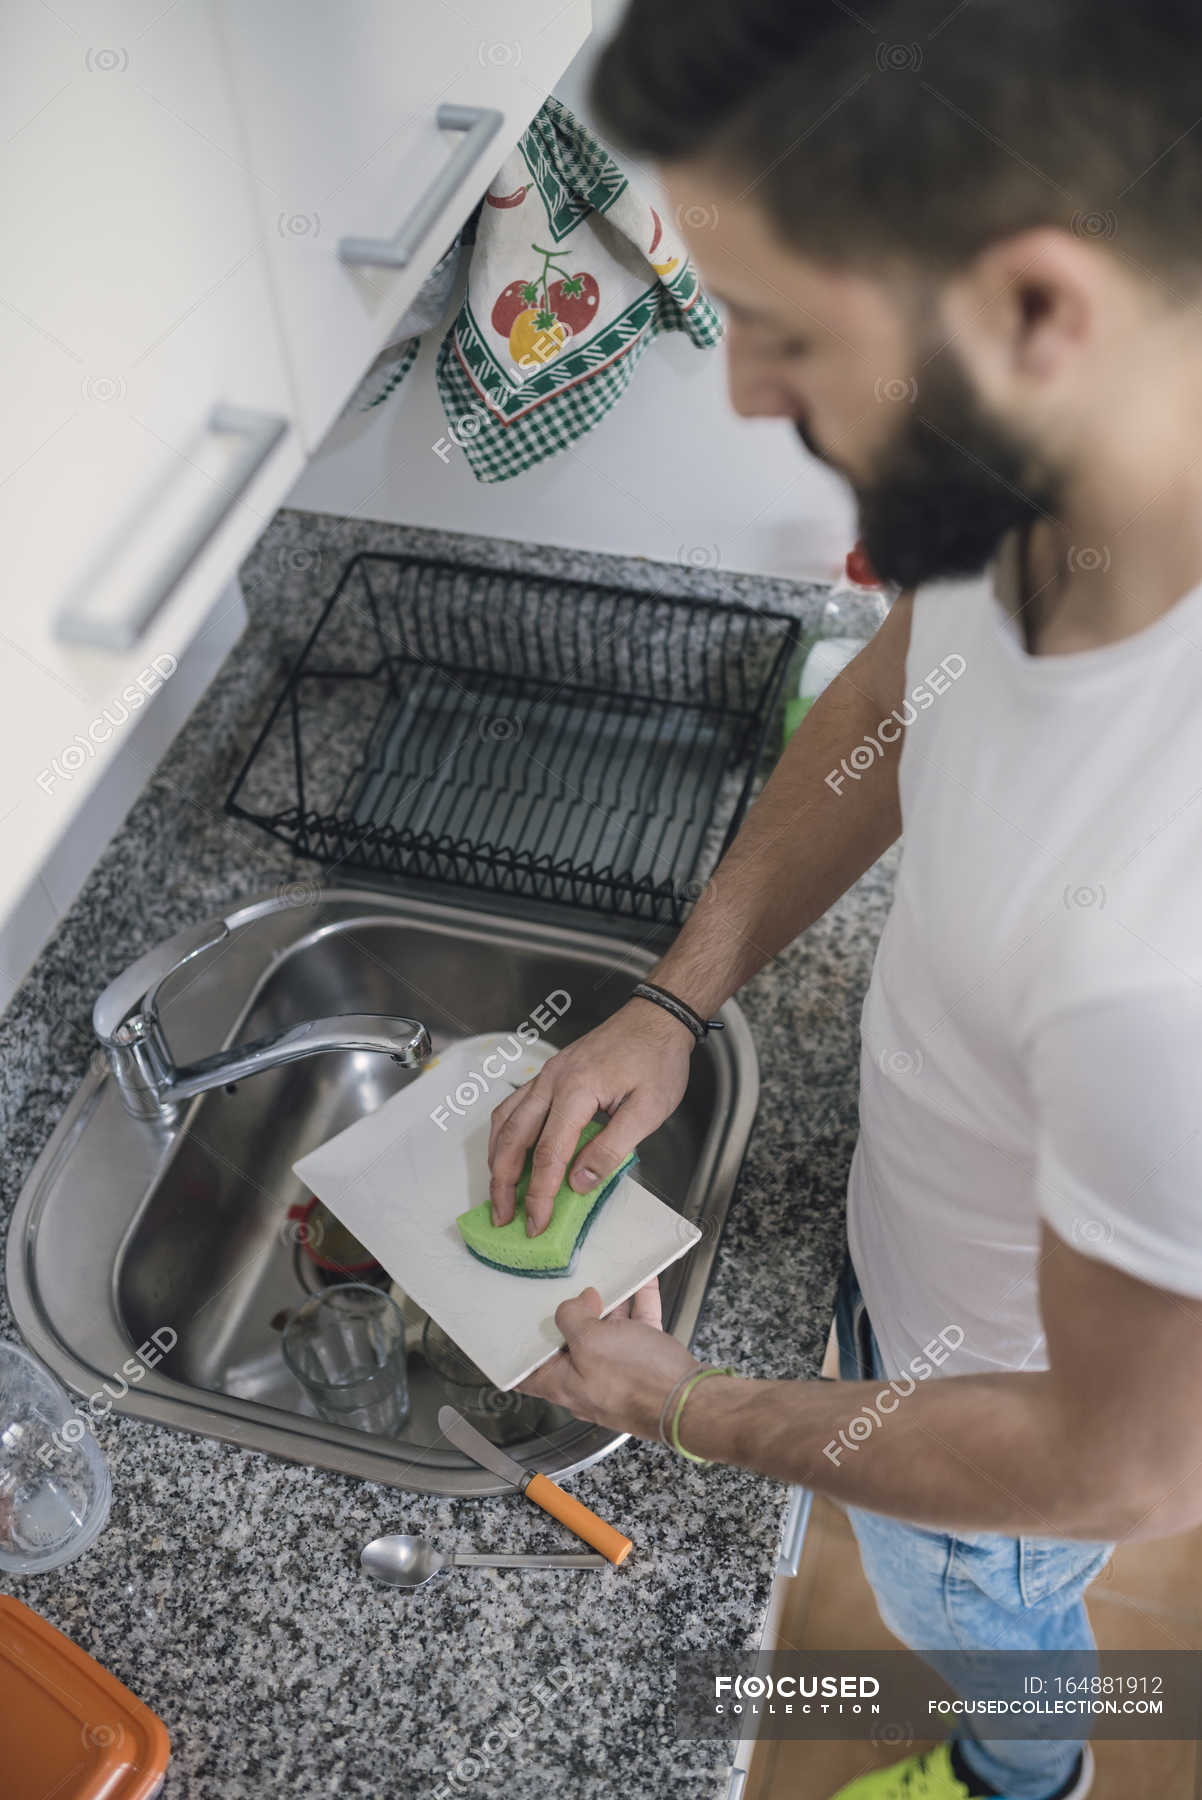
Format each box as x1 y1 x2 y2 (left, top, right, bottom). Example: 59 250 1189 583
781 543 894 748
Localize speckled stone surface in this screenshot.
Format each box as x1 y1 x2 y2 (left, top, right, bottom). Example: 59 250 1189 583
0 511 897 1799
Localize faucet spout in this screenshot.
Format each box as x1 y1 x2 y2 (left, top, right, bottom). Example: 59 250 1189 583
93 903 433 1121
167 1014 433 1103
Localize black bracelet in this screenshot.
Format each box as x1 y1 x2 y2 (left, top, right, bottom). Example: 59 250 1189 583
630 981 726 1041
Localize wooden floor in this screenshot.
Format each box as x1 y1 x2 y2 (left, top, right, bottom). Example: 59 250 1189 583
746 1494 1202 1798
747 1329 1201 1798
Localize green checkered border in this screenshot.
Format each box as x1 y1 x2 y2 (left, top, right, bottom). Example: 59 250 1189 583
435 279 722 483
432 325 638 480
521 94 629 239
356 338 420 412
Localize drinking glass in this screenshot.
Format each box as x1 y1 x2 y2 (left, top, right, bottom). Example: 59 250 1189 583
282 1283 409 1435
421 1318 547 1446
0 1339 112 1573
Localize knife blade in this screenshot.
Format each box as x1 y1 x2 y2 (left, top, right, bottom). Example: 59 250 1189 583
438 1405 634 1565
438 1404 530 1486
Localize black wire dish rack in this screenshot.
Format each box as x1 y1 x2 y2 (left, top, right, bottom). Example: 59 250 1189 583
226 551 801 929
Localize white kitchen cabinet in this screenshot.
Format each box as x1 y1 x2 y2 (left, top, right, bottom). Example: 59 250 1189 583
0 0 590 1010
0 0 304 998
215 0 592 450
288 0 856 579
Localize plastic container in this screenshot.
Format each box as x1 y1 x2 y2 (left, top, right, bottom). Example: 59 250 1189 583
0 1596 169 1799
0 1339 112 1574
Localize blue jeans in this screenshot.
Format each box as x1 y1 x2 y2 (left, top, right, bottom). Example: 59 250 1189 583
832 1252 1114 1799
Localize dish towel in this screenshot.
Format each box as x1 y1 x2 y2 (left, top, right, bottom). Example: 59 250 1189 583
353 95 723 481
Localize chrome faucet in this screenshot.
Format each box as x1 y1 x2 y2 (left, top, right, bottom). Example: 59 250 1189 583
93 902 432 1122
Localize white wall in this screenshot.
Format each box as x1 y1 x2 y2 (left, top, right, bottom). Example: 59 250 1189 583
285 0 855 582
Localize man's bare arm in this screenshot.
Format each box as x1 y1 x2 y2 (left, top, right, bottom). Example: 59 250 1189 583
488 594 914 1228
668 1221 1202 1542
648 592 912 1017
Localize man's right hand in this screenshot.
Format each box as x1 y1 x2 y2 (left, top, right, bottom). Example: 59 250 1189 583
486 1000 695 1234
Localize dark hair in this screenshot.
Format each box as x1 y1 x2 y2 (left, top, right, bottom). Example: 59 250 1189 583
590 0 1202 279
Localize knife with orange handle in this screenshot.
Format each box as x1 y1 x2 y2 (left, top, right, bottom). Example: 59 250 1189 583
438 1405 633 1565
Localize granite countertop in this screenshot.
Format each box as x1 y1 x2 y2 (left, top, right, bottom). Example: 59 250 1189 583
0 512 896 1799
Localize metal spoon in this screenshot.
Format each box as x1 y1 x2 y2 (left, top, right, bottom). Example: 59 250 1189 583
361 1533 607 1590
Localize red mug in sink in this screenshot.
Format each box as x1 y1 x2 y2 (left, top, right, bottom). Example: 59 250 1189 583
287 1197 380 1277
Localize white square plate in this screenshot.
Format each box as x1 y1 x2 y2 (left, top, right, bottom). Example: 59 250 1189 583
291 1034 701 1390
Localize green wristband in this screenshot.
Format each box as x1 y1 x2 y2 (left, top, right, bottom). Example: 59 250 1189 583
670 1364 737 1464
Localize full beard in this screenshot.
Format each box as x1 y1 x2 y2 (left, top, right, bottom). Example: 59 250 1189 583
796 348 1063 589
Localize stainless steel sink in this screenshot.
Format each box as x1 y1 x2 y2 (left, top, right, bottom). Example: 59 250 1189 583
7 888 758 1494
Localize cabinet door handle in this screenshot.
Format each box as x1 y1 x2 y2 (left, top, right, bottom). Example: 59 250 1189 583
55 404 288 652
338 103 503 269
777 1486 813 1579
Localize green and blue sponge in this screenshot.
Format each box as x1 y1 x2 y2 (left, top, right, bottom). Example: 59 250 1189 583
456 1121 636 1277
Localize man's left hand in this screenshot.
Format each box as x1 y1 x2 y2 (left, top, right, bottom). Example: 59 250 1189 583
518 1278 700 1439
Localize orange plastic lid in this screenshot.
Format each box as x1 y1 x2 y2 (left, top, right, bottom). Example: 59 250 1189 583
0 1595 170 1799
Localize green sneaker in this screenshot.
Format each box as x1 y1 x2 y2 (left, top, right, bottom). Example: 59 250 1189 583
827 1741 1094 1799
828 1744 972 1799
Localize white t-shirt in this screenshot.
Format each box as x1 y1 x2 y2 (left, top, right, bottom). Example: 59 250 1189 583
847 530 1202 1381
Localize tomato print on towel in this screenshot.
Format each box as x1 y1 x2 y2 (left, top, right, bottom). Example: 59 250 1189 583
489 244 602 369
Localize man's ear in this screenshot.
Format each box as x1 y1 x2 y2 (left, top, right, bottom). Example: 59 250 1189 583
971 228 1095 381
